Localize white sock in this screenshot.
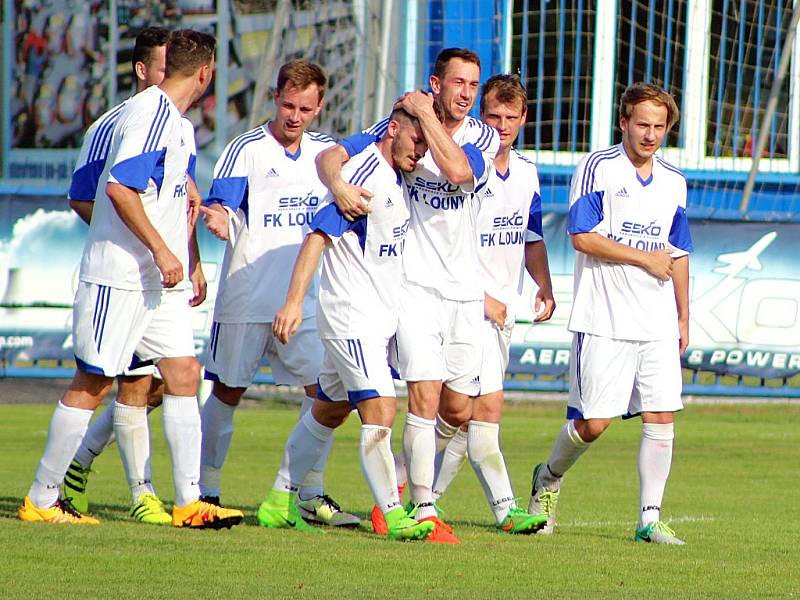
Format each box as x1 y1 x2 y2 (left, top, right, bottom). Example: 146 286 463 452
434 414 459 454
29 402 93 508
273 410 333 493
467 421 515 522
432 428 468 501
638 422 675 526
360 425 401 514
74 402 116 467
403 412 437 519
162 394 201 507
539 419 591 487
299 396 329 500
114 402 155 503
199 393 235 498
433 414 459 480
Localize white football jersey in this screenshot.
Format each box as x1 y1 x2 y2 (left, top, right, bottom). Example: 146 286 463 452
312 143 410 339
207 125 335 323
70 99 197 202
567 144 694 340
342 115 499 301
79 86 192 291
477 149 543 312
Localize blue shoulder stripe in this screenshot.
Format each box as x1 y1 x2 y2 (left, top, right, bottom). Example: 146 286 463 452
143 97 169 153
217 128 266 179
367 118 390 136
579 146 619 194
655 156 686 179
307 131 335 143
87 104 126 163
349 155 380 187
514 149 537 166
474 121 494 152
580 146 620 196
473 123 490 152
88 115 118 163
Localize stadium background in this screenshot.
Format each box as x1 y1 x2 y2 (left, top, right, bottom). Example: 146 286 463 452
0 0 798 397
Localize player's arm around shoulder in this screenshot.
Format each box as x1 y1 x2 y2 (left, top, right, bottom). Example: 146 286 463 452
273 230 329 344
395 91 476 187
317 143 373 221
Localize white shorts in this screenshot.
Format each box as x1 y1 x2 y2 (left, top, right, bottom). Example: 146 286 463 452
568 332 683 419
392 281 482 396
204 317 322 388
73 282 195 377
317 337 396 407
478 316 514 396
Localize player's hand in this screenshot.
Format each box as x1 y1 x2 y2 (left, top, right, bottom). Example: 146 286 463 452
331 178 372 222
394 90 436 119
678 317 689 355
155 247 183 288
273 302 303 344
199 204 230 240
186 182 202 231
484 293 507 329
642 249 674 282
533 287 556 322
188 261 207 307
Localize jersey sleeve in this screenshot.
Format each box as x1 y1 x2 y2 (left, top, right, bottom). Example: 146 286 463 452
340 118 388 157
69 104 126 201
204 137 249 212
668 182 693 256
311 199 366 242
68 127 101 201
312 151 378 252
461 120 500 193
567 154 605 234
526 192 543 243
108 96 171 192
525 164 543 242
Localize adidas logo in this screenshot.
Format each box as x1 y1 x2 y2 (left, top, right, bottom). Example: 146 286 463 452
266 168 279 177
483 188 494 198
385 197 394 208
615 187 629 198
470 375 480 386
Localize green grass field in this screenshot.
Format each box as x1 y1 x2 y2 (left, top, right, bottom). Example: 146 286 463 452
0 399 797 599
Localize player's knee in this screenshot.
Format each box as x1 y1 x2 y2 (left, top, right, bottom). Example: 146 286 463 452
70 369 114 399
471 392 504 423
574 418 610 442
357 398 396 427
160 357 201 395
147 381 165 408
438 405 470 428
312 401 351 428
212 381 245 406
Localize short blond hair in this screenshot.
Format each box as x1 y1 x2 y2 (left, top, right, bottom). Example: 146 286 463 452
480 74 527 114
276 60 327 100
619 83 679 130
